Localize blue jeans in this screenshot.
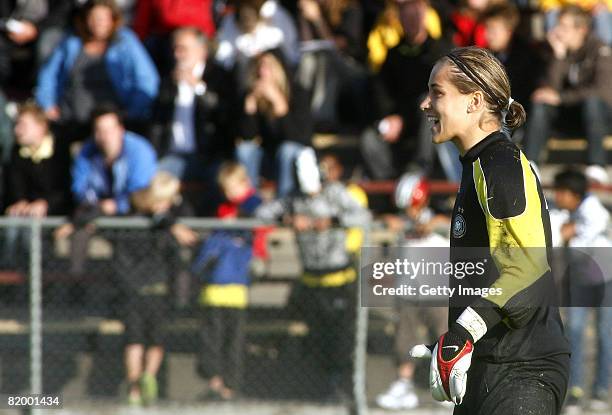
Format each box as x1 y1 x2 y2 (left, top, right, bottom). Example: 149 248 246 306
235 140 305 197
158 153 220 182
567 305 612 399
360 126 462 182
524 98 611 165
0 225 30 269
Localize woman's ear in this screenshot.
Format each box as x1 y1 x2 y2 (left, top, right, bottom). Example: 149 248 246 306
470 91 486 112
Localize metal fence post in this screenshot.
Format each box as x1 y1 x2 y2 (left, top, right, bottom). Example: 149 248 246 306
352 224 369 415
29 219 43 415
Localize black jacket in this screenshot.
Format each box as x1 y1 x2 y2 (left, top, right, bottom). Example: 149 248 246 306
239 82 313 149
493 36 545 110
6 137 72 215
150 61 237 161
450 132 570 362
371 36 453 134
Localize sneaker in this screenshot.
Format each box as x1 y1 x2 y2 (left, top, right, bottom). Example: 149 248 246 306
588 398 610 412
376 378 419 410
564 388 583 415
140 373 158 405
127 394 142 407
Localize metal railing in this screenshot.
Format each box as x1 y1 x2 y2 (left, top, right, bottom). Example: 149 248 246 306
0 216 370 414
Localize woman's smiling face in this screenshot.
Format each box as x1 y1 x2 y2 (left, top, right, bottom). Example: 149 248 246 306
420 61 472 144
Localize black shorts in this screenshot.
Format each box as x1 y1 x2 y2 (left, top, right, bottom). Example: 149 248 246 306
123 295 168 346
454 354 570 415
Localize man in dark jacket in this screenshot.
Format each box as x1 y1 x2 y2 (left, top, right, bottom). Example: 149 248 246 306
360 0 458 181
523 5 612 179
150 26 236 182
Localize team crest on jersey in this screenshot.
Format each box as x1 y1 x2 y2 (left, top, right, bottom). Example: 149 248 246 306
453 213 466 238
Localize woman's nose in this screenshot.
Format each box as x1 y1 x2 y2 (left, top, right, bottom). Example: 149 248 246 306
420 96 430 112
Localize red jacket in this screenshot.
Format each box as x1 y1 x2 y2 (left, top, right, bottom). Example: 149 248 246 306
451 11 487 48
133 0 215 39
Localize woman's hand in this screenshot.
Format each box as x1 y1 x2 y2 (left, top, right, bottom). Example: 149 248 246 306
254 79 289 116
547 27 567 60
245 93 258 114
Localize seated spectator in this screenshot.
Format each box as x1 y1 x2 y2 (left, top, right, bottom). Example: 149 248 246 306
522 6 612 179
296 0 368 129
552 169 612 413
541 0 612 45
298 0 365 61
36 0 159 142
193 162 262 400
151 27 236 182
0 0 70 93
360 0 460 181
449 0 492 47
1 102 71 269
237 51 313 197
367 0 442 72
71 104 157 217
5 102 71 217
482 3 544 113
55 104 157 275
118 171 197 406
132 0 216 75
215 0 299 82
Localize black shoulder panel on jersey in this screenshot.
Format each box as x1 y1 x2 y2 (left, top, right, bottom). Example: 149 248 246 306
478 140 526 220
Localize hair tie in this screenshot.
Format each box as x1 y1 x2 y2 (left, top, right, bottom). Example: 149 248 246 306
446 52 505 109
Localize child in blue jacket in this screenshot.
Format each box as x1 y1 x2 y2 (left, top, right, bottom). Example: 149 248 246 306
192 162 261 400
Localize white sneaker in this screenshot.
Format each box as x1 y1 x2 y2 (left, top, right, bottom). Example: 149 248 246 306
585 165 610 185
589 398 610 412
563 404 582 415
376 378 419 410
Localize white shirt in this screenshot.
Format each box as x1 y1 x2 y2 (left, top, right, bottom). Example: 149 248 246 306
170 62 206 154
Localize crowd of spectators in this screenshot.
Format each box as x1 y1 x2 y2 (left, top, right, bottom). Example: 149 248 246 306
0 0 611 408
0 0 609 220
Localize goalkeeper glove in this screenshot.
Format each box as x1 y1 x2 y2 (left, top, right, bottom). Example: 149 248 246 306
410 305 496 405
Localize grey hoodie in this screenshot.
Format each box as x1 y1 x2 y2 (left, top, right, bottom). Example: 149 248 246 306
256 182 371 273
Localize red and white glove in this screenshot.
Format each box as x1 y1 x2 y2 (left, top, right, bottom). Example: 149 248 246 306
430 325 473 404
410 306 491 405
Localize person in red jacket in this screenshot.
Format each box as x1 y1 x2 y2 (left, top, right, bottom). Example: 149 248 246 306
133 0 216 74
450 0 490 47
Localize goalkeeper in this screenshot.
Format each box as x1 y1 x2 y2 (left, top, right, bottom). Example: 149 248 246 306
412 46 570 415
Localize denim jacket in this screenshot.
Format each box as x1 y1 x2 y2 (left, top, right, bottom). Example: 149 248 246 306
36 27 160 119
71 132 157 214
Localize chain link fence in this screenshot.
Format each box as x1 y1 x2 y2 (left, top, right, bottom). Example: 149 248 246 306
0 218 604 415
0 217 369 414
